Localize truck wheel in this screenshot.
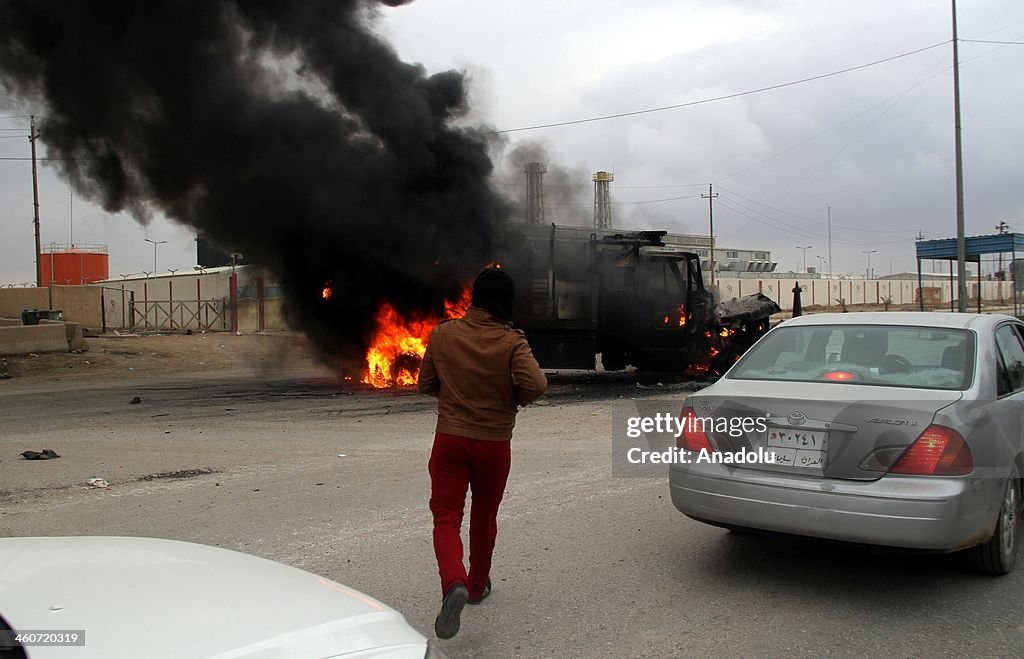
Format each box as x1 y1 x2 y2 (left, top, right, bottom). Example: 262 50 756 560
966 466 1020 575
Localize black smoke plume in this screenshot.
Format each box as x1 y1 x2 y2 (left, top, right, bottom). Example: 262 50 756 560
0 0 509 362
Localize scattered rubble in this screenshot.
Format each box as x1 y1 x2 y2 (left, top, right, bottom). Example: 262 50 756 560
140 468 217 481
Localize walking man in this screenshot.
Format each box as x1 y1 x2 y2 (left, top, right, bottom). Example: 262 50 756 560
418 267 547 639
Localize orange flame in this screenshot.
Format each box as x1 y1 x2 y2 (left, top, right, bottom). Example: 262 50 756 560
361 285 473 388
322 282 333 300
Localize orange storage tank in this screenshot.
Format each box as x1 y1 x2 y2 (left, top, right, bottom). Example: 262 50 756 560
39 243 109 286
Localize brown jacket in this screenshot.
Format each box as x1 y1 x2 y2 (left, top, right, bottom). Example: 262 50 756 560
418 307 547 441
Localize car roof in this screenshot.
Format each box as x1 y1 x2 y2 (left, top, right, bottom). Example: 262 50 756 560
0 536 425 658
779 311 1020 331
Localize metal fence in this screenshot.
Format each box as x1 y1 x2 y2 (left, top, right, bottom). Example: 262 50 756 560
129 299 227 332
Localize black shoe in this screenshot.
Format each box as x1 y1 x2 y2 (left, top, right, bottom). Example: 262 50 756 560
467 580 491 605
434 583 469 639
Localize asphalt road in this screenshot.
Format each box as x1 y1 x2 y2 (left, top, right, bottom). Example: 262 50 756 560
3 371 1024 657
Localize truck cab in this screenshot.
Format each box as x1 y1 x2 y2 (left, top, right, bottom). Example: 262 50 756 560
501 224 715 372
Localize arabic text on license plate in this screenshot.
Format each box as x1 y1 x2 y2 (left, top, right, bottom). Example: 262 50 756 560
765 427 828 469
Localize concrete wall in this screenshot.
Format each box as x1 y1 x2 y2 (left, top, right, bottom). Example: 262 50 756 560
0 287 109 331
51 285 103 329
0 288 49 318
0 323 71 356
39 319 88 351
714 277 1016 312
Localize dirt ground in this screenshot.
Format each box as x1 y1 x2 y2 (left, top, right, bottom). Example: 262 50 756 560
0 331 329 383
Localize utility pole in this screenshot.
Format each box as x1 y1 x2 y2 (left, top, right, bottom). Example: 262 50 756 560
29 115 42 287
827 206 833 278
144 238 167 274
996 221 1009 276
796 246 813 273
862 250 878 280
701 184 718 286
952 0 967 311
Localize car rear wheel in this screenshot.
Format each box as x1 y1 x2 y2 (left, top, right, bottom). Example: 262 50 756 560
966 467 1021 575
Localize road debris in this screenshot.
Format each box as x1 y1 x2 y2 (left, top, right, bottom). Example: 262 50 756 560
140 468 216 481
130 396 142 404
87 478 109 488
20 449 61 460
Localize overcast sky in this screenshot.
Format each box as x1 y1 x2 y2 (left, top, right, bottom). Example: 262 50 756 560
1 0 1021 283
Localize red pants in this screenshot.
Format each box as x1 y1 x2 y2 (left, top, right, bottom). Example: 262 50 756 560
428 432 511 599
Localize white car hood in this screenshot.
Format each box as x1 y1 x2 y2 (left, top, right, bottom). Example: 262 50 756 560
0 536 426 658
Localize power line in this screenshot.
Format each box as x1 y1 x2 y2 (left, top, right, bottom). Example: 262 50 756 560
548 193 702 209
492 40 950 134
959 38 1024 45
714 185 920 234
716 51 950 186
715 196 898 247
598 33 1013 194
968 16 1024 38
613 183 706 190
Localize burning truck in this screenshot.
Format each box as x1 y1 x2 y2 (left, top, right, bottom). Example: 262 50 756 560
498 224 781 375
356 224 780 387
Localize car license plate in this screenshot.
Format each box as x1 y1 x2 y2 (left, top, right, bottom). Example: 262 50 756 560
764 427 828 469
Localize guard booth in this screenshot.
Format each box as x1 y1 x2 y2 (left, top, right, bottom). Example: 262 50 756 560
915 232 1024 317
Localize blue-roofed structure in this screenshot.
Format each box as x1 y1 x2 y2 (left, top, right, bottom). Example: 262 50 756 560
915 232 1023 316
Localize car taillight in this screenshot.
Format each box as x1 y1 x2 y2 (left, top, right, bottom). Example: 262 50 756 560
677 406 715 452
889 424 973 476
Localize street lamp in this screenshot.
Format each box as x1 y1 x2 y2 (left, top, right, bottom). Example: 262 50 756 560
167 268 179 277
861 250 878 279
796 246 813 273
144 238 167 275
817 256 829 277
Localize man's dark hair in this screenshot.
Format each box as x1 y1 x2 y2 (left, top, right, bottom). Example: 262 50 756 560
471 268 515 320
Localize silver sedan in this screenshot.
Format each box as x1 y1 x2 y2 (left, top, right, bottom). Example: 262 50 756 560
670 312 1024 574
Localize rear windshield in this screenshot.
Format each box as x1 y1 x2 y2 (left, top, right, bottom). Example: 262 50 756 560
728 324 975 390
